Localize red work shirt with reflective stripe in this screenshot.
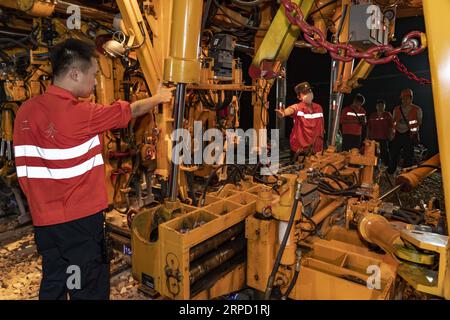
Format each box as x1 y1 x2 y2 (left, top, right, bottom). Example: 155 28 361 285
368 111 393 140
340 105 366 136
289 102 324 153
13 85 131 226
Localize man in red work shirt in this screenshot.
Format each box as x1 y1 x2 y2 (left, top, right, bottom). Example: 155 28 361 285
367 99 394 166
13 39 173 300
276 82 324 159
340 94 367 151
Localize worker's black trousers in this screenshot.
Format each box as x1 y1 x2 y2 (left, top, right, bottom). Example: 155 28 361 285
34 212 110 300
388 132 415 174
375 139 391 166
342 134 361 151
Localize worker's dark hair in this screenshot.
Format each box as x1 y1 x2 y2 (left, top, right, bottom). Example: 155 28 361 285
376 99 386 105
353 93 366 105
50 38 98 78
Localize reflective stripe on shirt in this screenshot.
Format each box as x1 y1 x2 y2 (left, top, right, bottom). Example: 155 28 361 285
16 154 104 179
297 111 323 119
14 135 100 160
347 112 366 117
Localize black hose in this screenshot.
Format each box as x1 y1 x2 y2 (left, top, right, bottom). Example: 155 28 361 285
318 189 359 197
252 162 279 186
322 163 342 175
281 270 299 300
0 49 11 62
397 208 424 224
291 149 309 165
226 165 245 184
322 172 357 186
200 164 241 206
309 0 339 17
272 176 288 194
382 207 424 225
318 180 358 193
0 37 33 50
391 213 415 224
264 184 300 300
198 89 233 111
185 171 198 206
321 174 345 190
300 214 318 235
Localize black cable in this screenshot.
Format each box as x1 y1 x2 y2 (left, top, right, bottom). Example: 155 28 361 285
281 269 299 299
290 150 308 165
397 208 424 224
0 38 32 50
272 176 288 194
321 174 345 190
0 24 39 50
0 49 11 62
300 215 318 235
309 0 339 17
384 211 415 224
317 187 359 197
198 89 233 111
318 173 358 191
185 171 198 206
252 162 279 186
318 184 358 193
322 163 341 175
200 164 243 206
319 180 338 191
227 165 245 183
312 0 336 30
125 21 146 50
256 82 270 127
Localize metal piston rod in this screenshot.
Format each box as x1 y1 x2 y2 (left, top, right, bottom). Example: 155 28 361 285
190 222 244 262
189 235 245 285
168 83 187 201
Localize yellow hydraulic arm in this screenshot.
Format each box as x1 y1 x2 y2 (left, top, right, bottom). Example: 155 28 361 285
249 0 315 132
423 0 450 300
250 0 315 78
116 0 173 179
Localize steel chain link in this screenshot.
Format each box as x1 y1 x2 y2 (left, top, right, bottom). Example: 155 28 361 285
278 0 431 84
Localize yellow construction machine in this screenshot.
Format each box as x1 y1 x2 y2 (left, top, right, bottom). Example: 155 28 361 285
0 0 448 300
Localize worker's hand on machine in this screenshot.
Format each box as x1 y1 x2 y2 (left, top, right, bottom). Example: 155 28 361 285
155 83 176 104
275 107 286 118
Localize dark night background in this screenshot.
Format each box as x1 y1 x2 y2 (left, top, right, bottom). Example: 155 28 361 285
236 14 437 156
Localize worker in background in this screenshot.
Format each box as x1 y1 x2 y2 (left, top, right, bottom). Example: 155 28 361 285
340 94 367 151
388 88 423 174
367 99 394 166
13 39 173 300
276 82 324 158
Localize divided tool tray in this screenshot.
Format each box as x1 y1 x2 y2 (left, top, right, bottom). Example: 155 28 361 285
158 185 262 298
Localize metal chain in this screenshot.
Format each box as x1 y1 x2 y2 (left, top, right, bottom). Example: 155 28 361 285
392 56 432 85
277 0 431 84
